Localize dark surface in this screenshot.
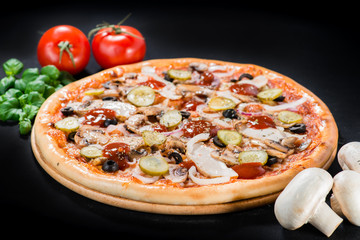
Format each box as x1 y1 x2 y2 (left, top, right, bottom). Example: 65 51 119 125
1 1 359 239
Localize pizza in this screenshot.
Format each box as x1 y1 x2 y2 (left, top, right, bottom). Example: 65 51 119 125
31 58 338 214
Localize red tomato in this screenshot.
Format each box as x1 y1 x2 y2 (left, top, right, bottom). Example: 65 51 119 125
37 25 90 75
91 25 146 69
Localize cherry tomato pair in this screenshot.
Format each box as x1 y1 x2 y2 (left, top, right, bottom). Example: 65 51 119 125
37 18 146 75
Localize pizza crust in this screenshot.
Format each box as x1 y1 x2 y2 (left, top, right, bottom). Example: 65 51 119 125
32 58 338 210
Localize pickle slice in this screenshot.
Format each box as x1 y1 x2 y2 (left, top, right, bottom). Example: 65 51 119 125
84 88 105 96
127 86 155 107
160 110 182 128
55 117 80 133
80 146 102 159
238 150 268 165
217 130 242 146
167 69 192 81
139 155 169 176
142 130 166 146
208 97 236 111
257 88 283 101
278 110 303 124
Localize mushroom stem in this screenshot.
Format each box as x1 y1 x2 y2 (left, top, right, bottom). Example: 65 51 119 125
308 201 343 237
330 194 345 217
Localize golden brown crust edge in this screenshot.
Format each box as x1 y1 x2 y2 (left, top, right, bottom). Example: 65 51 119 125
32 58 338 206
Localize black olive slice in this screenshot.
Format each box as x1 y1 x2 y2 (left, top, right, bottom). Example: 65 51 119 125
102 96 118 101
222 109 238 119
238 73 254 81
213 136 226 148
102 160 119 172
289 123 306 134
103 119 118 127
60 106 74 116
169 151 183 164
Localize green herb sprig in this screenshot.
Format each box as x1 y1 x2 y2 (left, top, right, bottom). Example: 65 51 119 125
0 58 75 135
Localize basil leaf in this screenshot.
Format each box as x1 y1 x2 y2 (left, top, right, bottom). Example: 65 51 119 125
22 68 39 83
26 92 45 108
14 79 27 92
3 58 23 77
41 65 60 80
0 76 15 94
25 80 46 95
0 97 22 121
20 104 39 121
19 118 32 135
43 85 55 98
3 88 22 99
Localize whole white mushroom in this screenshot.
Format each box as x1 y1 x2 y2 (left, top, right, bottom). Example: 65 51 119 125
331 170 360 226
274 168 343 237
337 142 360 172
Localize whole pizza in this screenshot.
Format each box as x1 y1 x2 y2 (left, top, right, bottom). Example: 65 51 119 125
31 58 338 214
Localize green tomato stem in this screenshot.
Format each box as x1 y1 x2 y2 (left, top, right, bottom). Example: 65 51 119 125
57 41 76 68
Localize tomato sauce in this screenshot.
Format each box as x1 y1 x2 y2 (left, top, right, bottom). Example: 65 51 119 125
232 162 266 179
103 142 130 170
182 120 217 138
230 83 259 96
182 98 203 111
198 72 215 86
139 79 166 90
82 108 116 127
153 123 168 132
247 115 276 129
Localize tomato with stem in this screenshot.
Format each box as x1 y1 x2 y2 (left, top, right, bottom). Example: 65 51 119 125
88 14 146 69
37 25 90 75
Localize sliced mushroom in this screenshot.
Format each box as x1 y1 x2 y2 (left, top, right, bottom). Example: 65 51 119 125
280 137 298 148
331 170 360 226
137 106 164 117
274 168 343 237
337 142 360 172
210 149 239 166
67 100 103 116
264 139 289 153
164 164 188 183
165 136 186 154
175 84 213 97
124 114 147 134
189 62 208 72
74 125 110 148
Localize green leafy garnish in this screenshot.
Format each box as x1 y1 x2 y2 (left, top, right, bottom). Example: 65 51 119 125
0 58 75 135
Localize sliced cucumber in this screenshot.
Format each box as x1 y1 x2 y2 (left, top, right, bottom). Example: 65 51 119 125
217 130 242 146
127 86 155 107
208 97 236 111
84 88 104 96
80 146 103 159
160 110 182 128
238 150 268 165
55 117 80 133
167 69 192 81
139 155 169 176
257 88 283 101
278 110 303 124
142 130 166 146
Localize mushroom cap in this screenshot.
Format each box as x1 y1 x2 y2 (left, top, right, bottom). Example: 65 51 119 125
337 142 360 172
333 170 360 226
274 168 333 230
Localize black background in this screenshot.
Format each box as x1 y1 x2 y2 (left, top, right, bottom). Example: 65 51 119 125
1 1 359 239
